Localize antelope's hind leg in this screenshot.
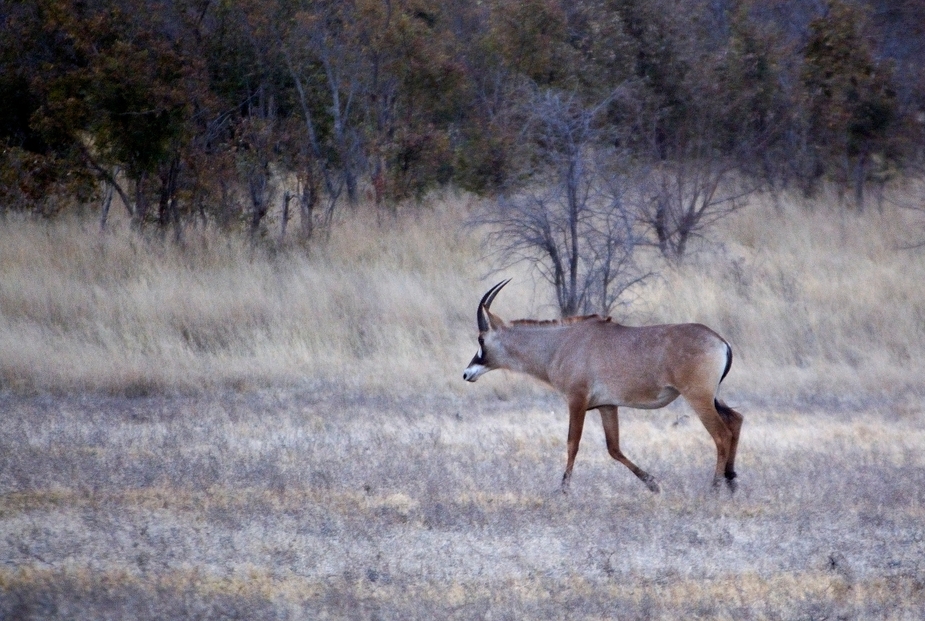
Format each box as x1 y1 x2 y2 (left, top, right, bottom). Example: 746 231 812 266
599 406 660 493
684 393 736 491
715 400 743 491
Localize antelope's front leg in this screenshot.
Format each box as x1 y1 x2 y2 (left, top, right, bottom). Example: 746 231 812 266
599 406 660 493
560 394 589 493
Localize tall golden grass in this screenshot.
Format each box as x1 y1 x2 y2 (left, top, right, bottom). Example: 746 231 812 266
0 197 483 394
1 189 924 400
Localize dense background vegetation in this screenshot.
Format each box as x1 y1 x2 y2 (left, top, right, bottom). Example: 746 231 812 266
3 0 924 240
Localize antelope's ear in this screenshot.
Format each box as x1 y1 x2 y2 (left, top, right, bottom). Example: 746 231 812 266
484 308 505 331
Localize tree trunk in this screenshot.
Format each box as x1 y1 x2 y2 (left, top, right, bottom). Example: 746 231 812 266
280 190 292 244
99 182 114 231
854 150 868 212
158 155 181 231
134 172 149 228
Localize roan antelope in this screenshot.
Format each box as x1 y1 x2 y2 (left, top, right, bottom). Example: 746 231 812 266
463 280 743 493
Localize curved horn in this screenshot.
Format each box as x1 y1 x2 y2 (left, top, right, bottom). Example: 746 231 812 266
477 279 511 331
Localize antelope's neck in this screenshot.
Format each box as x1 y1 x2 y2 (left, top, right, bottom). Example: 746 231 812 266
500 325 568 384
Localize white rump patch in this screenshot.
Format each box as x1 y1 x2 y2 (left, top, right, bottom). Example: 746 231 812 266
714 341 731 392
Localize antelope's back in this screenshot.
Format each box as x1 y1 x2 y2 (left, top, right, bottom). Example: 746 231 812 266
557 320 730 401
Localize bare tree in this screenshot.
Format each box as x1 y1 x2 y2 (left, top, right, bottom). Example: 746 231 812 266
634 154 753 261
620 72 761 261
482 90 650 316
307 15 364 204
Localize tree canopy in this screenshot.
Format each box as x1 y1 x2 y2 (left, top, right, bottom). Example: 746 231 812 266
2 0 923 232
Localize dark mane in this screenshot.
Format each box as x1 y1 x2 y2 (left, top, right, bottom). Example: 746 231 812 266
511 314 613 327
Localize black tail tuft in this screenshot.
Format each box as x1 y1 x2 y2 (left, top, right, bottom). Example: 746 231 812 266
720 342 733 383
714 398 742 427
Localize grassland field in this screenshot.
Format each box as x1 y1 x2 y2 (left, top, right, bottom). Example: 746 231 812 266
2 190 925 619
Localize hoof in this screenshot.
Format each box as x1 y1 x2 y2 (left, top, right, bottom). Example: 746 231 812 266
643 475 661 494
726 478 738 494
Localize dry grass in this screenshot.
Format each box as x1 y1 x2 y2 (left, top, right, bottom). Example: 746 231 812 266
2 189 925 618
1 390 923 618
630 192 925 402
2 190 925 401
0 196 487 395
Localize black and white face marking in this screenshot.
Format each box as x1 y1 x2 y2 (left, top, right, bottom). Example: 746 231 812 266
466 280 510 382
463 337 490 382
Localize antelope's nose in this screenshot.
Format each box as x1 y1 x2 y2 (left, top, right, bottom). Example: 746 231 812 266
463 360 486 382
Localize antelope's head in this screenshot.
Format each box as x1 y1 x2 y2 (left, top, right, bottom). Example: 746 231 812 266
463 279 510 382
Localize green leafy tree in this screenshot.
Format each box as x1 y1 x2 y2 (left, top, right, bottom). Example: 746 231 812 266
0 1 97 213
802 0 897 208
17 1 210 228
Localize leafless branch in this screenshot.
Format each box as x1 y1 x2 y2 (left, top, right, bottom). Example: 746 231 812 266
479 88 651 316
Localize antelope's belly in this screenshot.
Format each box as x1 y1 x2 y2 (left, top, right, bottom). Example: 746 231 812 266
590 383 680 410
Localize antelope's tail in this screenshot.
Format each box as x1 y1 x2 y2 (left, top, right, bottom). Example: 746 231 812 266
720 341 732 383
715 343 740 421
714 398 739 420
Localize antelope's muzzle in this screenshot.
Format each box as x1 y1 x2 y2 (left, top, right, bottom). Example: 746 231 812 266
463 348 488 382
